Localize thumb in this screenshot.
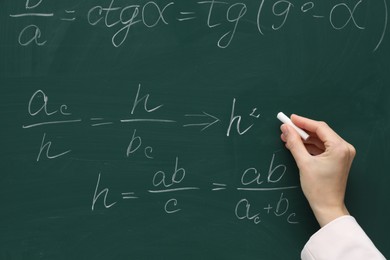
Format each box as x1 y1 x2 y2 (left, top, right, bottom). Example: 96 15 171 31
281 124 309 164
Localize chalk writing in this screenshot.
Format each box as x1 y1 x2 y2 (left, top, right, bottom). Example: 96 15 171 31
212 183 227 191
23 90 80 129
36 133 71 162
22 85 262 138
374 0 388 52
126 129 154 159
18 85 302 224
8 0 387 51
88 151 299 224
165 198 181 214
235 198 262 224
177 11 196 22
199 1 247 48
18 86 303 225
152 157 186 188
329 0 365 30
87 0 174 47
235 194 298 225
131 84 163 115
28 89 71 117
120 84 176 124
121 192 139 200
240 153 287 185
89 171 299 224
90 118 114 127
183 112 220 131
91 173 117 211
10 0 73 46
226 98 258 137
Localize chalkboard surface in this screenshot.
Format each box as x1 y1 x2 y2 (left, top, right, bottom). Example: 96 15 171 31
1 0 389 259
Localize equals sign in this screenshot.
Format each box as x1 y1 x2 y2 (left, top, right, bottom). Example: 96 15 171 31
177 11 196 22
212 183 227 191
90 118 114 127
121 192 139 199
60 10 76 21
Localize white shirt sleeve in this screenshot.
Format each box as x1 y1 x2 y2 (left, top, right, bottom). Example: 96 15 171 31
301 215 386 260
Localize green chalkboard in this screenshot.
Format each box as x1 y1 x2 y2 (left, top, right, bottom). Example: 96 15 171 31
1 0 389 259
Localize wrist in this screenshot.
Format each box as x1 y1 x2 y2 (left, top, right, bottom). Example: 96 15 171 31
312 204 350 227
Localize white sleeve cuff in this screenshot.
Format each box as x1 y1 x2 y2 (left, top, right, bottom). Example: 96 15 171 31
301 215 385 260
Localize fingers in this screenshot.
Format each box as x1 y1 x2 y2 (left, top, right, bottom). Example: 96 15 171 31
281 132 325 155
305 144 324 156
290 114 342 144
281 129 325 152
305 135 326 151
281 124 310 164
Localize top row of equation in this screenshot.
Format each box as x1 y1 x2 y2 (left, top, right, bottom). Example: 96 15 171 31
9 0 387 51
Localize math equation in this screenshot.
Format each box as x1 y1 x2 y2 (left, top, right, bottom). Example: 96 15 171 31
22 84 300 225
8 0 388 51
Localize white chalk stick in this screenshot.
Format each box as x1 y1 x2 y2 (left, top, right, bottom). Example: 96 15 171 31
277 112 310 141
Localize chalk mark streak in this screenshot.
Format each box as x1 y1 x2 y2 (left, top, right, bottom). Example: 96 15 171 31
374 0 388 52
23 119 82 129
237 186 299 191
121 119 176 123
10 13 54 18
121 192 139 199
212 183 227 191
148 187 200 193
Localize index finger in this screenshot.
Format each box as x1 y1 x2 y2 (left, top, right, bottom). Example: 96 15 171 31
290 114 342 143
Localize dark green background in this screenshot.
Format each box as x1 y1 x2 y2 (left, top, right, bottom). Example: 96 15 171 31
1 0 389 259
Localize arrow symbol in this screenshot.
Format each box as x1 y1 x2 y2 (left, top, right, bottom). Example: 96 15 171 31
183 112 220 131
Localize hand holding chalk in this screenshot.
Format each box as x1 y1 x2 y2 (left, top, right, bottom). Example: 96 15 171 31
277 112 310 141
279 114 356 227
